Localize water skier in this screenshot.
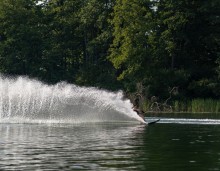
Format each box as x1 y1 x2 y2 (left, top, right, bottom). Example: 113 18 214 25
132 105 145 120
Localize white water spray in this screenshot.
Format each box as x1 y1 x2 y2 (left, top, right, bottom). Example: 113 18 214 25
0 76 145 124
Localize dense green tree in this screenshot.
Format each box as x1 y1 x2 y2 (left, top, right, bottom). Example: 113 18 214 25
109 0 155 92
0 0 120 89
156 0 220 98
40 0 84 83
109 0 220 99
0 0 44 76
0 0 219 101
74 0 120 90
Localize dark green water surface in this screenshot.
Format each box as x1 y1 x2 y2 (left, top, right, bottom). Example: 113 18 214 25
0 118 220 171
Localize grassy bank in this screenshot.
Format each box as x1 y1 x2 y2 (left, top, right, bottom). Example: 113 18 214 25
142 99 220 113
174 99 220 113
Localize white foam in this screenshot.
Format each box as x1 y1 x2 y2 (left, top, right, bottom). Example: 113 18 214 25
0 76 145 124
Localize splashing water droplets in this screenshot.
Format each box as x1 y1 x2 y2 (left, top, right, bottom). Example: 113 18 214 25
0 76 144 124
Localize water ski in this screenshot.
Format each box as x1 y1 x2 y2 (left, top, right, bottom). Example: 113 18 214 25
132 106 160 125
145 119 160 125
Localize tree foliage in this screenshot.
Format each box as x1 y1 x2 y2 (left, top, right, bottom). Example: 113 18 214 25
0 0 219 99
110 0 220 98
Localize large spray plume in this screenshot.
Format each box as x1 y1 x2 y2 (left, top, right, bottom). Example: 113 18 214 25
0 76 145 124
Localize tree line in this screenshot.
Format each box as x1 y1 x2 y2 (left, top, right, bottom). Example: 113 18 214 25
0 0 219 102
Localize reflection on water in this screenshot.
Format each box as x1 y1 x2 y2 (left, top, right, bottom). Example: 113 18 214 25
0 124 146 171
0 120 220 171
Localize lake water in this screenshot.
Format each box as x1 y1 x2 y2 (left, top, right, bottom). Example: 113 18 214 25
1 116 220 171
